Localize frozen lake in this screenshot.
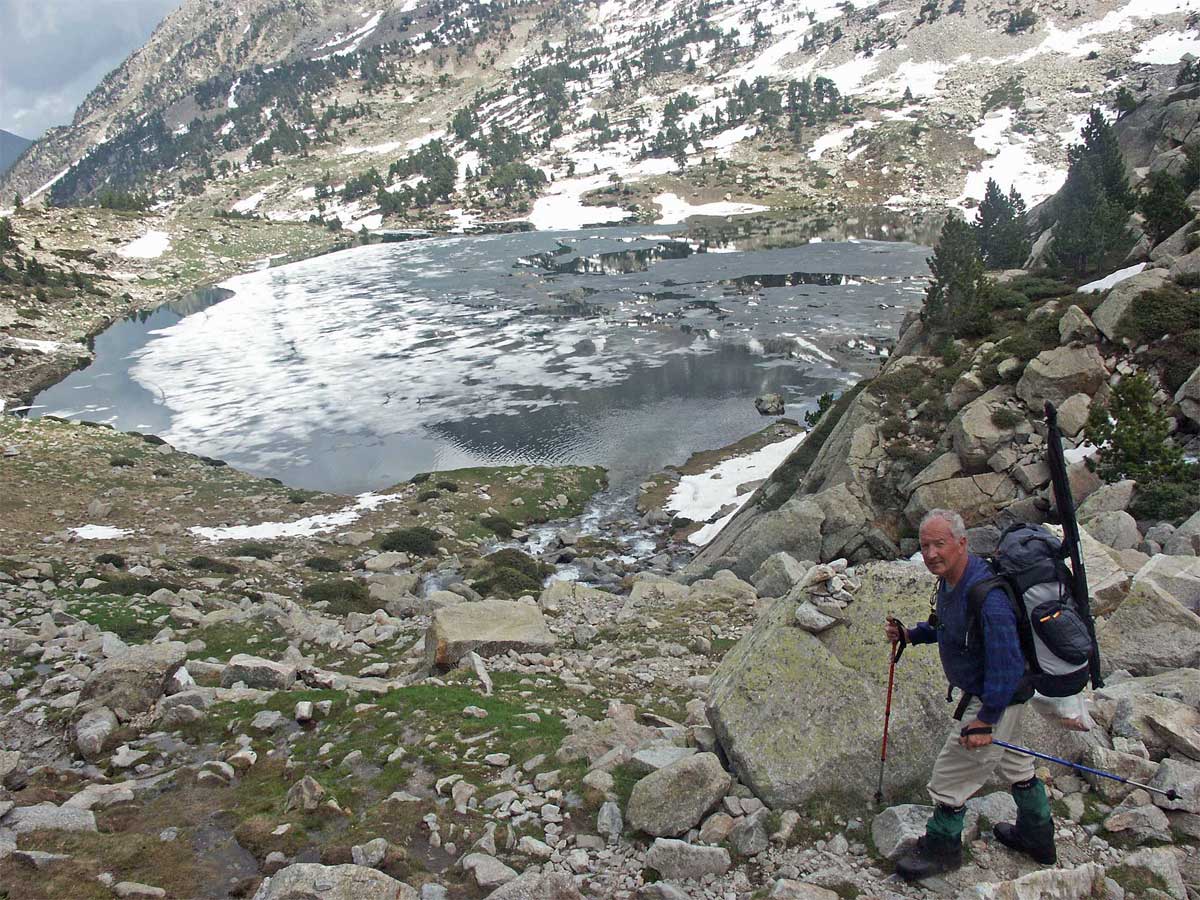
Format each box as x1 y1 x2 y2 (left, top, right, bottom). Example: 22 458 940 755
33 226 931 494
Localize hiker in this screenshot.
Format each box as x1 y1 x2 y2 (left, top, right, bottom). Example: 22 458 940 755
883 508 1055 881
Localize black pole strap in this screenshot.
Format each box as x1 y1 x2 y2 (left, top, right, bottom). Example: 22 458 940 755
960 725 994 737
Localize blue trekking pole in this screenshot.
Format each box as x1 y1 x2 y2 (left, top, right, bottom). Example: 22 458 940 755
992 739 1179 801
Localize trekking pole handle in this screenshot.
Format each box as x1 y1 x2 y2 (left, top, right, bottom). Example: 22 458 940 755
992 739 1180 802
886 615 907 663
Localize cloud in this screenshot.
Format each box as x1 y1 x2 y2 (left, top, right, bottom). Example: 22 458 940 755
0 0 182 138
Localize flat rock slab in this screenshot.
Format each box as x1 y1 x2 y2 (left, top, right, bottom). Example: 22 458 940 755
5 804 97 835
424 600 556 669
221 654 297 690
644 838 731 880
252 863 418 900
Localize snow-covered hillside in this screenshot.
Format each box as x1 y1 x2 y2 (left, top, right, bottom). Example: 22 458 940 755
6 0 1199 230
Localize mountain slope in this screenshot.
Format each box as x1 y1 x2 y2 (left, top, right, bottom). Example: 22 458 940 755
4 0 1199 227
0 130 33 178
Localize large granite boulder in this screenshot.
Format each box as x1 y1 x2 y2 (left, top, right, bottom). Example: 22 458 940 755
1082 511 1140 552
79 642 187 716
1176 364 1200 426
1015 345 1108 410
707 562 948 808
752 552 811 599
424 600 555 669
1058 305 1099 344
221 654 297 691
1132 554 1200 613
252 863 417 900
484 871 582 899
1091 269 1170 341
1077 480 1136 519
949 388 1026 472
904 472 1018 529
1097 587 1200 676
626 753 731 837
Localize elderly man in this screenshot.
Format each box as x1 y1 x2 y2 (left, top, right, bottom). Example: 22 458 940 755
884 508 1054 881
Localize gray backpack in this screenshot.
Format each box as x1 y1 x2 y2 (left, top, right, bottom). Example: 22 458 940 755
967 524 1096 697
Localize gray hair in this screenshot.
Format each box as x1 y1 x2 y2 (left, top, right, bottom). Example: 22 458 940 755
920 509 967 539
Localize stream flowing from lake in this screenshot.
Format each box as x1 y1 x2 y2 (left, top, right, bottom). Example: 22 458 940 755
32 221 934 496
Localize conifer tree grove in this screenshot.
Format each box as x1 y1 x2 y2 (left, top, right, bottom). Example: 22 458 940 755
974 179 1030 269
1138 170 1193 243
1049 109 1133 275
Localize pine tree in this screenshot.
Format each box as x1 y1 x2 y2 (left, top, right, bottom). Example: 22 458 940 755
1138 170 1192 243
973 179 1031 268
924 214 992 337
1070 108 1132 209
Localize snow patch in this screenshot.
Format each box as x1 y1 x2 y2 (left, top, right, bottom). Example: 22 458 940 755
71 525 133 540
1133 30 1200 64
192 492 402 542
654 193 766 224
1077 262 1147 293
231 191 267 213
670 433 808 546
116 230 172 259
957 108 1067 208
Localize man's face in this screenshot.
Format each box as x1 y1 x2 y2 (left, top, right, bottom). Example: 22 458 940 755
919 518 967 580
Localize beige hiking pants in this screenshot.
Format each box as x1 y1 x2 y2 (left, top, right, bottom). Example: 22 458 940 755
927 697 1035 808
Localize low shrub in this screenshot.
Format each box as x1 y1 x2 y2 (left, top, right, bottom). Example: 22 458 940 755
1005 275 1073 301
1118 286 1200 344
379 526 440 555
109 456 136 468
95 575 180 596
436 481 460 492
1135 330 1200 394
990 408 1024 429
471 549 553 598
880 416 906 439
1131 476 1199 523
416 490 441 503
304 556 343 573
228 542 276 559
189 556 239 574
301 579 372 614
409 472 431 484
94 552 126 569
480 515 516 538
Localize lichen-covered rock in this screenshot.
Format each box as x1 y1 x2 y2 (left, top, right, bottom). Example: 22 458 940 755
967 863 1107 899
424 600 555 669
1058 305 1099 344
1015 345 1109 409
251 863 417 900
484 871 583 899
73 706 118 760
626 753 731 837
1176 364 1200 426
1132 554 1200 613
708 563 947 808
79 641 187 716
752 552 810 598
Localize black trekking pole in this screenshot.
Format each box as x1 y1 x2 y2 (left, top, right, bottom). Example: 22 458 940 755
993 739 1179 801
1044 401 1104 689
875 619 907 805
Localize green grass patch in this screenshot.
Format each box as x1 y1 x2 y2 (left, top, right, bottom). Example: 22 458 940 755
188 620 288 661
63 592 171 643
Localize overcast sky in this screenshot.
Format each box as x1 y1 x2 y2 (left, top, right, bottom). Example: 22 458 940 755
0 0 182 139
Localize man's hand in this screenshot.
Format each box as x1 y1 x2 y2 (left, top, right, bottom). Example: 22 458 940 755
884 616 905 644
959 719 993 749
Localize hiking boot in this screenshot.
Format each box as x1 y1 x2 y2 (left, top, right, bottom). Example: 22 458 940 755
993 820 1056 865
994 776 1057 865
895 833 963 881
